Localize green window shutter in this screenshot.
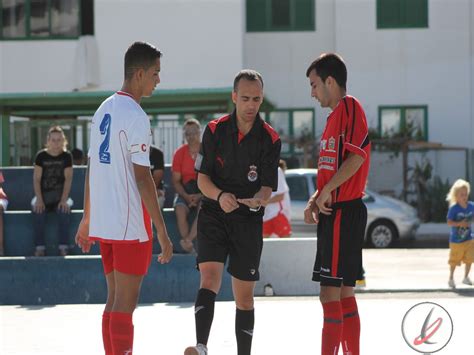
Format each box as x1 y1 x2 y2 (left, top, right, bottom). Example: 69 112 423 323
246 0 267 32
271 0 291 28
293 0 315 31
404 0 428 28
377 0 402 28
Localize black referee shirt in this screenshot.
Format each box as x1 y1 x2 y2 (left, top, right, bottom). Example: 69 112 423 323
196 110 281 216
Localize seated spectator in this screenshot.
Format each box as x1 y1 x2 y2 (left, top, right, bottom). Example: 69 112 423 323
263 159 292 238
150 145 166 209
71 147 85 165
32 126 73 256
172 118 202 253
0 172 7 256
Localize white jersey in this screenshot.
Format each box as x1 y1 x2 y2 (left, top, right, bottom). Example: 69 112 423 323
88 91 152 243
263 167 291 222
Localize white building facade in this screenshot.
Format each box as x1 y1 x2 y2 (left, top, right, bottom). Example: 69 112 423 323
1 0 473 174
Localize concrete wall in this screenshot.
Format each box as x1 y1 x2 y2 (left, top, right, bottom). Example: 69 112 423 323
256 238 319 296
369 150 467 196
245 0 474 148
0 0 243 92
2 0 473 149
0 238 319 305
0 255 233 305
244 0 335 114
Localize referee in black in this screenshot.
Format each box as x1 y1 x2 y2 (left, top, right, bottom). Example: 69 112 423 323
184 70 281 355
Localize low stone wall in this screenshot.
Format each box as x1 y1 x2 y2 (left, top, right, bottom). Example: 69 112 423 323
0 238 319 305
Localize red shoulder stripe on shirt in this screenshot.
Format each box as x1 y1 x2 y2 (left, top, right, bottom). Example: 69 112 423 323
208 114 231 134
263 122 280 144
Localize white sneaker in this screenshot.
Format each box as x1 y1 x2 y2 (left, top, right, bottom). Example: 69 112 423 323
448 279 456 288
462 277 473 286
184 343 208 355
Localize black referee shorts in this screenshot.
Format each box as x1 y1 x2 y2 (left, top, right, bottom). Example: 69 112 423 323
312 198 367 287
196 206 263 281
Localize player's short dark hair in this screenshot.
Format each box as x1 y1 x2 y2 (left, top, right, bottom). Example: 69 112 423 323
306 53 347 90
233 69 264 92
124 41 162 80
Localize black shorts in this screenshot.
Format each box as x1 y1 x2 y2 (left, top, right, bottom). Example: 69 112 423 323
196 206 263 281
312 198 367 287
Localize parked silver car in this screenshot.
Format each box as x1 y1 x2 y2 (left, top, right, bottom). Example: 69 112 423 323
284 169 420 248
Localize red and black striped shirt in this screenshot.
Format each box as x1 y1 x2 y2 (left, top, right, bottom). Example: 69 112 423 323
317 95 371 203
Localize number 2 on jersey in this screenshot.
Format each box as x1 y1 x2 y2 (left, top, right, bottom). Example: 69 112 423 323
99 114 111 164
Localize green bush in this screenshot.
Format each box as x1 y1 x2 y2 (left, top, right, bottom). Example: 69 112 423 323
409 159 450 222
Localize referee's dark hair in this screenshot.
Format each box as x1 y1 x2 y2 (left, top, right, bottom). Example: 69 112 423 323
233 69 264 92
124 41 162 80
306 53 347 90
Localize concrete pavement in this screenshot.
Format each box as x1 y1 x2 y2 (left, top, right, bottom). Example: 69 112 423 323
361 248 473 292
1 248 473 354
1 292 472 354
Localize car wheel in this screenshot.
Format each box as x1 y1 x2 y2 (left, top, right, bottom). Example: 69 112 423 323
367 220 398 248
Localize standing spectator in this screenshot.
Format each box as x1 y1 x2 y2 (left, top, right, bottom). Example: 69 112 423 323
71 147 85 165
446 179 474 288
262 159 292 238
304 53 371 355
75 41 172 355
184 69 281 355
172 118 202 253
0 172 7 256
150 145 166 208
32 126 73 257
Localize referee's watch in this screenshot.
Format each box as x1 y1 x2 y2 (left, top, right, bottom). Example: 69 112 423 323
249 204 261 212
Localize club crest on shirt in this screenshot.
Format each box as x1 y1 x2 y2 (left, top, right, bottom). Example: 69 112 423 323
328 137 336 151
248 165 258 182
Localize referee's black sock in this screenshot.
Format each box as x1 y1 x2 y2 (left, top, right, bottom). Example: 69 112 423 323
235 308 254 355
194 288 217 345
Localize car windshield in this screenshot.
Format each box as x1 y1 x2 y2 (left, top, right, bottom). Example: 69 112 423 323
286 175 309 201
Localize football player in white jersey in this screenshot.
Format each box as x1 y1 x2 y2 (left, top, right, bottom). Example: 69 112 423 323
75 41 173 355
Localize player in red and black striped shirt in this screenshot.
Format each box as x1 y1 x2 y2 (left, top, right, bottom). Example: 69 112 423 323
304 53 371 355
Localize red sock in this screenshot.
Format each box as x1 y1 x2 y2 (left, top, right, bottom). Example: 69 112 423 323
102 311 113 355
109 312 134 355
321 301 342 355
341 297 360 355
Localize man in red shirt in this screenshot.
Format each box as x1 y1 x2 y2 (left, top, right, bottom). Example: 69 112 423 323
172 118 202 253
304 53 370 355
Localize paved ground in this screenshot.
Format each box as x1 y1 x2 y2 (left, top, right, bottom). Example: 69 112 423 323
1 248 473 355
1 292 472 355
362 248 473 291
